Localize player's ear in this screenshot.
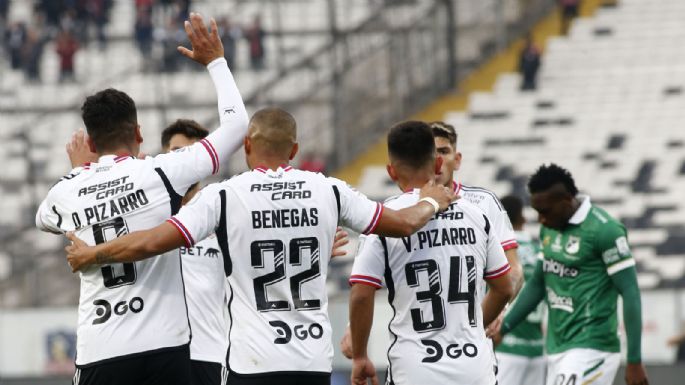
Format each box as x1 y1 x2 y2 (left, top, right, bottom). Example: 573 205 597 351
135 124 143 144
289 142 299 160
244 136 251 155
386 164 398 181
434 156 443 175
454 151 462 171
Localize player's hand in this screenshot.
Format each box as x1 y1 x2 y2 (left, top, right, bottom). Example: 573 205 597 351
485 312 504 338
331 227 349 258
418 179 458 211
65 232 95 273
625 363 649 385
351 356 378 385
491 331 503 347
340 325 353 359
178 12 224 66
66 128 98 168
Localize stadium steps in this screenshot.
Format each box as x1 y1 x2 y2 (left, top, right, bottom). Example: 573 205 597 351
334 0 608 185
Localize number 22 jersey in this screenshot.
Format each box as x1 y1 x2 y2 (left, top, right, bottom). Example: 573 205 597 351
350 190 511 385
169 166 384 375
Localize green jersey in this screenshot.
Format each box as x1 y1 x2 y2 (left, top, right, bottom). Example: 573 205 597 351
497 231 544 357
539 196 635 355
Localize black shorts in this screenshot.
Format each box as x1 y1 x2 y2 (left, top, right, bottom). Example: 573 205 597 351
73 345 191 385
227 372 331 385
191 360 228 385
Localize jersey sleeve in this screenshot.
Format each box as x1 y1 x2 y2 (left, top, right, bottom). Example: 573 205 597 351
35 195 63 234
328 177 383 235
483 195 518 251
153 58 249 194
596 222 635 276
167 184 223 248
483 214 511 280
349 235 385 289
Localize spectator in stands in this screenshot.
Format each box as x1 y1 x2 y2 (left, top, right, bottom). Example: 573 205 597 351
245 15 265 70
134 4 154 69
6 21 27 70
56 29 79 82
86 0 112 50
0 0 8 22
218 16 240 70
518 33 541 91
559 0 580 35
22 26 45 82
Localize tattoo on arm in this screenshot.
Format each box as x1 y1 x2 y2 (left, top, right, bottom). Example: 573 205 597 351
95 252 115 265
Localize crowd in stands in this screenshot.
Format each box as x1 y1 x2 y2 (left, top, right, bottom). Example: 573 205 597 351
1 0 267 83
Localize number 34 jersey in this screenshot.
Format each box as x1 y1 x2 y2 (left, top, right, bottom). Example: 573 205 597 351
350 191 511 385
170 166 384 375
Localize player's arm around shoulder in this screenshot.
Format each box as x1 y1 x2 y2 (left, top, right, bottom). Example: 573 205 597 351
372 180 457 237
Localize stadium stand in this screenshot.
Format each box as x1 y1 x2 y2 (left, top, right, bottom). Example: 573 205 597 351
355 0 685 289
0 0 549 307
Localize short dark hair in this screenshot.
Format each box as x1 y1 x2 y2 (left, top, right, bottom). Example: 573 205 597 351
387 121 435 169
429 121 457 146
161 119 209 149
501 195 524 225
81 88 138 152
528 163 579 195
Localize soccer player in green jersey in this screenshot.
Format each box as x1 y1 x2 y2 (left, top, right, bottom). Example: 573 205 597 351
496 195 545 385
493 164 649 385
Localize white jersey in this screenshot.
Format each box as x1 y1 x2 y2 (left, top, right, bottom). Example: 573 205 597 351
170 166 384 375
35 58 248 366
350 190 511 385
181 233 229 364
454 181 518 251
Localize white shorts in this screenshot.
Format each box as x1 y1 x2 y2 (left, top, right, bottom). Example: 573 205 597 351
546 348 620 385
496 352 545 385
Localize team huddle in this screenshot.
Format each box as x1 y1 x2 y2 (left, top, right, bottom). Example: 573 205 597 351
35 12 649 385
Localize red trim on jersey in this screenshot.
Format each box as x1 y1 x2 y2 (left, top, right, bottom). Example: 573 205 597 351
452 181 462 194
501 239 519 250
484 264 511 280
349 275 383 289
254 167 267 173
167 218 194 248
114 155 133 163
200 139 219 174
363 203 384 235
281 164 293 171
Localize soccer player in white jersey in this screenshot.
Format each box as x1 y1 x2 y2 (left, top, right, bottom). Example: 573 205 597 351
36 14 248 385
161 120 229 385
340 120 523 358
430 121 522 292
64 107 457 385
348 121 513 385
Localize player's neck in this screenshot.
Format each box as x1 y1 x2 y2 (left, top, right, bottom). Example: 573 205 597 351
97 145 136 159
397 174 433 192
251 158 291 171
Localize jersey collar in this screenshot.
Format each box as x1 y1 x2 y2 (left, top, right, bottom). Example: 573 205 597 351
568 195 591 225
254 164 294 174
98 154 135 164
452 180 462 194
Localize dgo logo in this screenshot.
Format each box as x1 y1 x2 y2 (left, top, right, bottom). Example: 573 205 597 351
92 297 144 325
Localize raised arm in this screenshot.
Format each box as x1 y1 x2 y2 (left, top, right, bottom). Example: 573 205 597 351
66 222 185 272
154 13 248 189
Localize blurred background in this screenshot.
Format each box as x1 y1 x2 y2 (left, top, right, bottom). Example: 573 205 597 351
1 0 684 383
